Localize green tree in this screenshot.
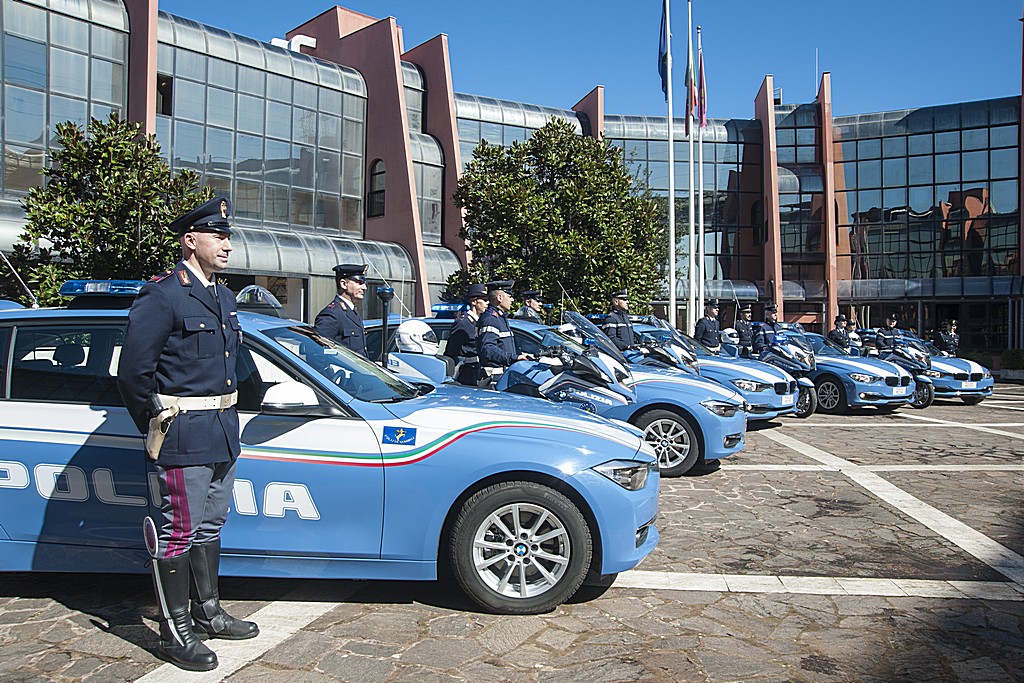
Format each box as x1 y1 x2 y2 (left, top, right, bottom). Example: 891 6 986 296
4 114 211 305
450 118 666 315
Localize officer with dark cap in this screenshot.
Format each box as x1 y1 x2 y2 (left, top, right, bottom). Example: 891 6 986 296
875 313 901 354
827 314 851 352
444 283 489 384
513 290 544 324
315 263 368 357
477 280 529 383
118 196 258 672
694 299 722 351
933 319 960 356
602 289 636 351
734 304 754 357
753 303 783 355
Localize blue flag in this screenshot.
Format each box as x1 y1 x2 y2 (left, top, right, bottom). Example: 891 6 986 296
658 2 668 101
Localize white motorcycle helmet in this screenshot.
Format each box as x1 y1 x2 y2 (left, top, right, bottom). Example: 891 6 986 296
395 320 439 355
720 327 740 345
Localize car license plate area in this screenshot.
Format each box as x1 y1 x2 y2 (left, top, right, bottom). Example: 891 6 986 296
893 386 907 396
781 394 794 406
962 381 976 389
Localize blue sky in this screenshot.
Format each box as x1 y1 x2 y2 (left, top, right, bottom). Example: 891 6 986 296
160 0 1022 119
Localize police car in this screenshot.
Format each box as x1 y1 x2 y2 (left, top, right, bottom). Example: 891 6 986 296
0 282 659 615
898 333 994 405
802 332 915 413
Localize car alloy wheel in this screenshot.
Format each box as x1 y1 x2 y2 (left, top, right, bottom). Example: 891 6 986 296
635 409 701 477
814 377 846 414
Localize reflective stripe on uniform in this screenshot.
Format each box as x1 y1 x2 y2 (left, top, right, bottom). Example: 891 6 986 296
479 326 513 337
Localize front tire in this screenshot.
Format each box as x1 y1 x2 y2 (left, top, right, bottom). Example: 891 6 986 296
450 481 591 614
634 409 701 477
815 377 847 414
795 385 818 418
962 395 985 406
910 381 935 409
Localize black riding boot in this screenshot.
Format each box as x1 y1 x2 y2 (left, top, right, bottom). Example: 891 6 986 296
189 540 259 640
152 552 218 671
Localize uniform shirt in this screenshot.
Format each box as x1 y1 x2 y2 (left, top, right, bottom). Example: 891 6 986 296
315 294 367 357
933 330 960 355
694 316 721 349
117 260 241 467
602 309 635 351
753 320 784 355
875 326 900 353
827 327 851 350
512 305 542 324
445 310 481 384
734 319 754 350
477 305 518 368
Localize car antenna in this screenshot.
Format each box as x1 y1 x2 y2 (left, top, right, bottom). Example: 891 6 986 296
0 250 39 308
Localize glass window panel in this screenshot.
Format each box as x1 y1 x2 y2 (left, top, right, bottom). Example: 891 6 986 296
908 134 932 155
5 0 46 39
5 36 46 89
172 120 203 172
236 134 263 178
503 126 525 145
316 192 340 229
235 179 262 219
341 197 362 237
991 180 1018 213
49 95 88 143
318 113 342 150
173 78 205 122
882 136 906 157
990 125 1017 148
457 118 480 142
51 49 89 97
858 160 881 188
935 183 959 206
840 140 857 160
155 115 171 160
962 128 988 151
206 87 235 128
4 145 44 192
421 200 442 242
716 144 738 162
857 138 881 159
51 14 88 50
909 186 933 212
882 158 906 187
208 59 236 89
775 129 795 146
934 130 959 153
174 49 206 81
858 190 881 214
342 120 362 154
293 108 317 146
776 147 795 164
935 153 960 183
91 25 125 61
237 66 264 96
991 148 1017 179
5 86 44 145
236 94 264 135
838 161 856 188
90 59 124 106
796 146 816 164
292 144 314 189
205 127 232 175
647 141 669 161
480 122 502 145
157 43 173 73
961 150 987 182
647 161 668 190
319 88 342 113
203 175 231 197
908 156 933 185
266 101 291 139
343 93 365 121
266 74 291 102
264 184 289 223
316 150 340 192
422 165 442 201
342 154 361 196
291 189 313 226
91 102 117 121
264 139 291 184
795 128 815 145
883 187 906 209
294 81 317 109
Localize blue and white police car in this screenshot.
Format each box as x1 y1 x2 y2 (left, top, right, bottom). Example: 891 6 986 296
0 282 659 614
899 334 994 405
803 332 915 413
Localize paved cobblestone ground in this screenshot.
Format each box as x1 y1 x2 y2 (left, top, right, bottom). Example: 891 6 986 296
2 385 1023 682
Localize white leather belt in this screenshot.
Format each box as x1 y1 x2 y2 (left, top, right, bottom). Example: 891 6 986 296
155 392 238 411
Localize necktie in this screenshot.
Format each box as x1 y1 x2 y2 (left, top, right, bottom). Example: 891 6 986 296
208 283 219 303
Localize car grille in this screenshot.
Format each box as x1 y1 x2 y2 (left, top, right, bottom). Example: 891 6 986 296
885 376 911 387
971 372 983 381
774 381 796 395
954 373 968 380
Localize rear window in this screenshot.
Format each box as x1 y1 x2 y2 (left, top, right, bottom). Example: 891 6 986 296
8 324 125 406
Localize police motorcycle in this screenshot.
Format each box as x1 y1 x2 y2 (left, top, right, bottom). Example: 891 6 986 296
875 334 934 409
741 323 818 418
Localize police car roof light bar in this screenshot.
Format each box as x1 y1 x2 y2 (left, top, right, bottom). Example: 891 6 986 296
58 280 147 297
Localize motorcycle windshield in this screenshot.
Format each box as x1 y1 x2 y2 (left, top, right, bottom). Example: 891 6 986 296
562 310 631 366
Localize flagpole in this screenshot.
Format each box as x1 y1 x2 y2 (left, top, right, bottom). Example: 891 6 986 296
664 0 676 328
697 26 705 318
686 0 695 334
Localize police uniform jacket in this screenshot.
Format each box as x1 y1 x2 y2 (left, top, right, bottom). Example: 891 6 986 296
827 327 851 349
753 320 784 354
117 262 241 467
512 305 542 324
477 306 518 368
315 295 367 357
602 309 635 351
445 311 481 382
734 319 754 349
694 316 721 349
875 326 900 353
933 330 960 355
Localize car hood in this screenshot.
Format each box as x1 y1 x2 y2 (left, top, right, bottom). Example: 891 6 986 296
930 356 988 375
695 357 794 384
817 354 909 378
626 366 745 403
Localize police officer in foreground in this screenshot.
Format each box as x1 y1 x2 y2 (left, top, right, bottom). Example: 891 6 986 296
933 319 960 356
315 263 368 357
875 313 901 354
602 289 636 351
117 197 258 672
734 304 754 357
694 299 722 351
477 280 530 383
827 314 851 352
512 290 544 324
444 283 489 385
752 303 783 355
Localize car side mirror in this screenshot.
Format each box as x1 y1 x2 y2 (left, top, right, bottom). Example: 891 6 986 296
261 381 320 416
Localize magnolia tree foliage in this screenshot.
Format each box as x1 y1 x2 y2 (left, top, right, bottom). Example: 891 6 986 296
450 118 666 314
5 114 211 305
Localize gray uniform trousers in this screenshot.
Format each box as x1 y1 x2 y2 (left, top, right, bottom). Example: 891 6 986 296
152 460 236 560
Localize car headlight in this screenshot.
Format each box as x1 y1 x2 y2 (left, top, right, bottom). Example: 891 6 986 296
731 379 770 392
593 460 655 490
849 373 881 383
701 400 742 417
984 370 991 379
923 370 944 378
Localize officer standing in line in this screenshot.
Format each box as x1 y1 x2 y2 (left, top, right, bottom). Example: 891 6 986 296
512 290 544 324
444 283 488 385
752 303 783 355
846 319 863 353
827 314 851 351
117 197 258 672
875 313 901 354
734 304 754 357
694 300 722 351
933 319 960 356
477 280 530 382
315 264 368 357
602 289 636 351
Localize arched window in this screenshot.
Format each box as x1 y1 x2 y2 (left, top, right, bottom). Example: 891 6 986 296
367 160 385 217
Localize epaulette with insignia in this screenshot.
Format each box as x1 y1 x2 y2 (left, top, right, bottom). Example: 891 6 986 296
150 270 173 282
326 301 336 309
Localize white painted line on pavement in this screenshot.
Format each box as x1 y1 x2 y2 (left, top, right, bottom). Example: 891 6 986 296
725 464 839 471
616 570 1024 601
986 404 1024 412
135 599 335 683
778 421 1024 428
761 430 1024 586
863 465 1024 472
898 413 1024 441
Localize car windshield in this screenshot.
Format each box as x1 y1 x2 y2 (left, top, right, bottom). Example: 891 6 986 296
673 331 716 357
561 311 630 364
537 329 588 355
263 325 419 403
808 334 846 357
